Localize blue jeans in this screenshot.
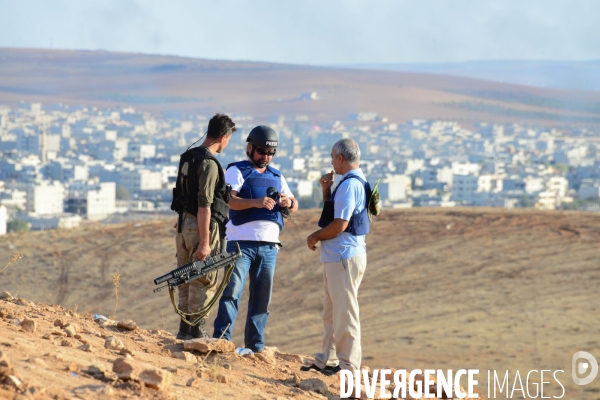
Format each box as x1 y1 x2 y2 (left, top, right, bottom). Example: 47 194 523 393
213 240 278 352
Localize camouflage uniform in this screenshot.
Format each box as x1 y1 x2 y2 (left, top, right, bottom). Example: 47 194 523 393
175 154 221 316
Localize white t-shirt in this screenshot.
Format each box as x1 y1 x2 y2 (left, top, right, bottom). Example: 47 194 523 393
225 165 294 243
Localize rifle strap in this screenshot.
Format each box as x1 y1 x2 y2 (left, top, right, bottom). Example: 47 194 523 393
177 212 183 234
168 264 236 326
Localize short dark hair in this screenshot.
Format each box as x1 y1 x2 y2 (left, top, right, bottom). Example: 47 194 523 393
206 113 236 139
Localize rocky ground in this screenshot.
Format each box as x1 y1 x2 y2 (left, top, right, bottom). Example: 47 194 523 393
2 208 600 398
0 292 478 399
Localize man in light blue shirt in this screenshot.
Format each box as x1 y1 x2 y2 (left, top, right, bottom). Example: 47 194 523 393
304 138 370 377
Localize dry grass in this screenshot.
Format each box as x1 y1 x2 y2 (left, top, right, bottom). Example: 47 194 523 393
112 272 121 319
0 251 23 274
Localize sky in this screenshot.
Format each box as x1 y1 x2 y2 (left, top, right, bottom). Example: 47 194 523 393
1 0 599 65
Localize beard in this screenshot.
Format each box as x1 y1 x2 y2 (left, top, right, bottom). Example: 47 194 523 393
247 149 269 168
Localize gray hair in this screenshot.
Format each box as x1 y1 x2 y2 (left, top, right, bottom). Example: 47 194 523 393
332 138 361 164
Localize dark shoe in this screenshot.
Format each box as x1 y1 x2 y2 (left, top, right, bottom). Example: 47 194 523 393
320 365 341 376
189 318 210 339
176 318 194 341
300 363 338 373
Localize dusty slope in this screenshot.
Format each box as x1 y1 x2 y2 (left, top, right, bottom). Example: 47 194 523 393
0 295 365 399
1 48 599 126
1 208 600 398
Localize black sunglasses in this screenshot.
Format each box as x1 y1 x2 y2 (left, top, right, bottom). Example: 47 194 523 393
256 148 276 157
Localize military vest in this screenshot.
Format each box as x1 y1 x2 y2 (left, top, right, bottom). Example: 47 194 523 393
171 146 230 227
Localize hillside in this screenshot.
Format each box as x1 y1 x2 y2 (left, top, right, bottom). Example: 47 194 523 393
343 60 600 92
1 208 599 398
1 48 600 126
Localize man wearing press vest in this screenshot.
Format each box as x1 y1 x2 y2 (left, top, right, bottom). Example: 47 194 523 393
305 138 371 377
213 125 298 352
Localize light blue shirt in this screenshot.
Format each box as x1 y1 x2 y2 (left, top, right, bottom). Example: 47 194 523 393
320 168 367 262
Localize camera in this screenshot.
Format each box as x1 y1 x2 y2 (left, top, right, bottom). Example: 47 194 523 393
266 187 280 201
266 187 291 219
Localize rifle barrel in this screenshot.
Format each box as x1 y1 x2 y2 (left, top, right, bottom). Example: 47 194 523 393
153 243 241 286
153 272 174 285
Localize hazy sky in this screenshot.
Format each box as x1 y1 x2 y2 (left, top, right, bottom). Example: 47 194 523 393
1 0 599 65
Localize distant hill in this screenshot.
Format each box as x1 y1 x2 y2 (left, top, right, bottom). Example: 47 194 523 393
1 48 600 127
342 60 600 92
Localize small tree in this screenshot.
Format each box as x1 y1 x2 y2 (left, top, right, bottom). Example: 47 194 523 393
520 195 532 208
116 185 131 200
7 218 30 233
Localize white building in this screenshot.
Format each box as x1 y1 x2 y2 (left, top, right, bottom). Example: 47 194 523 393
65 182 116 220
26 181 65 215
114 138 129 161
128 143 156 160
120 169 162 194
161 165 178 185
380 174 409 203
292 158 306 171
451 162 481 176
45 161 89 182
22 214 81 230
477 175 494 193
547 176 568 199
0 188 27 210
0 205 7 235
300 92 319 101
405 159 425 175
524 176 545 193
536 191 559 210
436 166 453 186
288 180 313 198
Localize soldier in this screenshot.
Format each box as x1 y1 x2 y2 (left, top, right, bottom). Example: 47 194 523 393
171 113 236 340
213 125 298 352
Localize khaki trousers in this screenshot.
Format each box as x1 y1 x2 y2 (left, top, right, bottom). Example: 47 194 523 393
175 213 220 316
314 253 367 372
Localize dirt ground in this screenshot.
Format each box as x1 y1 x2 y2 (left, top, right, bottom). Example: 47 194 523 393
1 208 600 399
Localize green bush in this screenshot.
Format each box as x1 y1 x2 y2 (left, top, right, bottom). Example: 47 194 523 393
116 185 131 200
7 218 30 233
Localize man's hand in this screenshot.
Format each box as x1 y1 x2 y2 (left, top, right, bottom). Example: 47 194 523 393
320 170 335 191
279 193 292 208
254 197 276 210
195 242 211 261
307 233 319 251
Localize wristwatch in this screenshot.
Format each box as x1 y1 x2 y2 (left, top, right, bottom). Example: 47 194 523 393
290 199 295 209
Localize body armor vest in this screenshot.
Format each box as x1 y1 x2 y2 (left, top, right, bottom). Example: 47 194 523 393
227 161 284 230
318 174 371 236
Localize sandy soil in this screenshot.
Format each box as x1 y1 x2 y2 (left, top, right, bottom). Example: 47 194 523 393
1 208 600 398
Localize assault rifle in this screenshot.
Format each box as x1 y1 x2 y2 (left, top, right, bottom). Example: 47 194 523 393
153 240 242 293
